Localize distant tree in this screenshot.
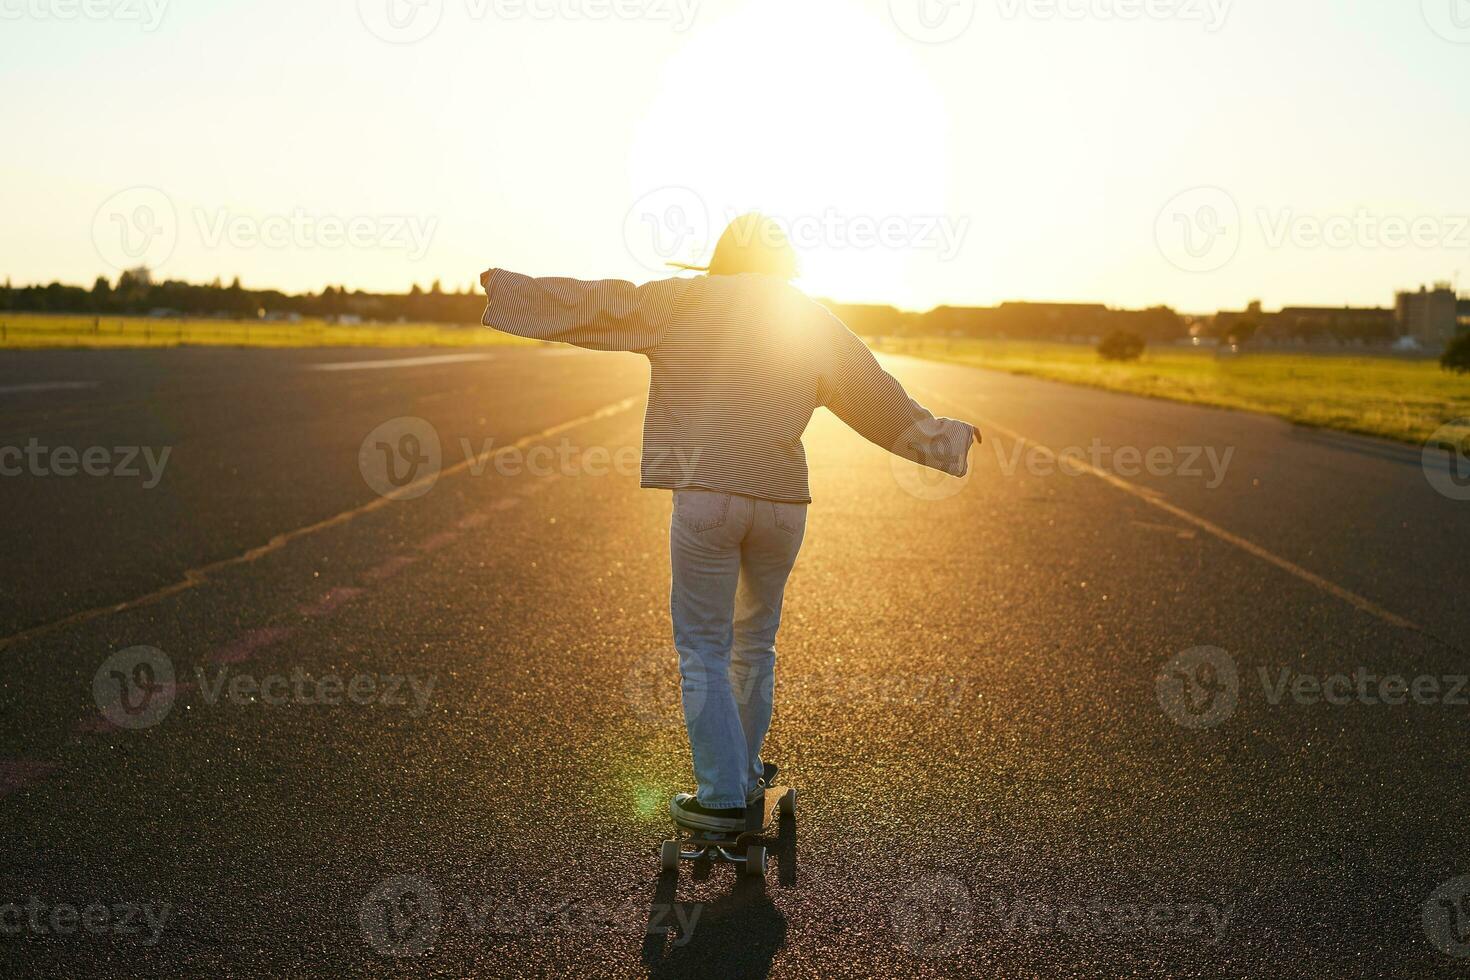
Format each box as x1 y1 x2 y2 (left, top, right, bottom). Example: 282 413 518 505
1230 318 1259 346
430 279 442 295
1442 333 1470 374
1098 329 1146 362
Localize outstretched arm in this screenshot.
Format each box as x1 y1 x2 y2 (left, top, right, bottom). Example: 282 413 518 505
480 268 690 353
818 314 978 477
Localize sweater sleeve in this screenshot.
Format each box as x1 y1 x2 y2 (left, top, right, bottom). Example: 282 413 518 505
480 268 688 354
817 311 975 477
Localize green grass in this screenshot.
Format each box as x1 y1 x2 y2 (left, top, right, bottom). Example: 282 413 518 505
0 313 529 350
877 336 1470 448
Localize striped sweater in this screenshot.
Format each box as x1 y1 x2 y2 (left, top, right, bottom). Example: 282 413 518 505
480 269 974 503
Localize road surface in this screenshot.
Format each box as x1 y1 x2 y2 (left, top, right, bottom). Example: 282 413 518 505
0 344 1466 978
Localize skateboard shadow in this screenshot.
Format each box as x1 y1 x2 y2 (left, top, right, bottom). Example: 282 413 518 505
641 873 786 979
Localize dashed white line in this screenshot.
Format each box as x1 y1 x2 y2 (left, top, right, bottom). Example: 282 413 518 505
306 353 493 372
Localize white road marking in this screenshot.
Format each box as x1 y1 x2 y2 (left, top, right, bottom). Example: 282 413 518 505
0 382 98 394
306 353 493 372
916 385 1427 636
0 395 642 651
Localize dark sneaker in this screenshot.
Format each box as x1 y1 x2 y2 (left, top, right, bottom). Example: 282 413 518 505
670 793 744 833
746 762 779 805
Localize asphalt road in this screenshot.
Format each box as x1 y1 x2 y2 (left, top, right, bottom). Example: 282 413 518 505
0 344 1466 978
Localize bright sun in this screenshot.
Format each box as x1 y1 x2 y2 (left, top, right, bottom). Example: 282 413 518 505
629 0 953 306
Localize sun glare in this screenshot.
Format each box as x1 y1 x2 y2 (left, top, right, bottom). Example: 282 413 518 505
629 0 953 306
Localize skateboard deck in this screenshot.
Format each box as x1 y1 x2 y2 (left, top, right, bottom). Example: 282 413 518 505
661 785 796 878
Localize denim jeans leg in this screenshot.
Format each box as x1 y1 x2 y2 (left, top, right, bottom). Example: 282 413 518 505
731 500 807 798
670 491 750 809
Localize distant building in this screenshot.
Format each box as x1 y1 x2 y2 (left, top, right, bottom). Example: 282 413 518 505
1274 306 1396 340
1395 284 1459 349
1457 298 1470 336
1212 302 1394 344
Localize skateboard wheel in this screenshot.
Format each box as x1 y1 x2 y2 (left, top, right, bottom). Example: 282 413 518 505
779 788 796 817
744 844 768 876
660 840 680 871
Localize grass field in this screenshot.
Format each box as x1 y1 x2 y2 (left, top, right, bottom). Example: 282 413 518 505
877 337 1470 448
0 313 529 350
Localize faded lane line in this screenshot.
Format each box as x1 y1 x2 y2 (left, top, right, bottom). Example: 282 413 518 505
0 395 642 651
0 381 98 394
914 385 1429 638
306 353 493 372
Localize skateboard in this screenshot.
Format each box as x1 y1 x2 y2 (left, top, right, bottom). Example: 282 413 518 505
660 785 796 878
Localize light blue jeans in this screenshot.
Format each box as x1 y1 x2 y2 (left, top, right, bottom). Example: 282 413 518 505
670 490 807 809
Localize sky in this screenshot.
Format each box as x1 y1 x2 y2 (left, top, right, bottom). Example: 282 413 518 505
2 0 1469 313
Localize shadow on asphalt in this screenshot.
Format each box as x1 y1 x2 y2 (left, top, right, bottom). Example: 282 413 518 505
641 873 786 979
